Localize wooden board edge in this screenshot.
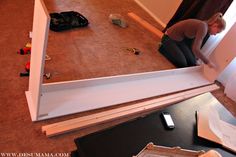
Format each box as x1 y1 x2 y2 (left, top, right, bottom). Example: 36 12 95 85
42 84 219 137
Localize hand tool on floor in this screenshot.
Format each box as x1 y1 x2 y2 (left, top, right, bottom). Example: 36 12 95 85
124 47 141 55
44 73 51 79
17 42 31 55
20 61 30 77
17 47 31 55
45 54 51 61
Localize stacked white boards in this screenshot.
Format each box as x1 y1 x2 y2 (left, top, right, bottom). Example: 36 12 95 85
26 0 236 121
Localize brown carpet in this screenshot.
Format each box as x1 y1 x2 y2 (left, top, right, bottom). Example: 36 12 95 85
0 0 235 153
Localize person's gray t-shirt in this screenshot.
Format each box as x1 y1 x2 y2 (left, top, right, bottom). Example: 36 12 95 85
166 19 208 63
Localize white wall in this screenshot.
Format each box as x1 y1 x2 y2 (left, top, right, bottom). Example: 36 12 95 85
218 58 236 86
216 1 236 87
135 0 182 29
202 0 236 58
212 1 236 102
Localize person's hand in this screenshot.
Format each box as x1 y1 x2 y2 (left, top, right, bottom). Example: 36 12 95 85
207 61 217 69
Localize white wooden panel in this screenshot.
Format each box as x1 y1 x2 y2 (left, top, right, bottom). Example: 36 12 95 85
42 66 202 92
134 0 182 29
203 22 236 82
38 66 212 120
26 0 50 121
42 84 218 133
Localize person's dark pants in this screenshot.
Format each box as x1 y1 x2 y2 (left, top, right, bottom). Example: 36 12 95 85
159 35 196 68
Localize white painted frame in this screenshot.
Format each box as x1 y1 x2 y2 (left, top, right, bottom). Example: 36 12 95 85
26 0 236 121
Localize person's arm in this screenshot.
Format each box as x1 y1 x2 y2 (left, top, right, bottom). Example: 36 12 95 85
192 38 216 69
191 27 209 64
191 26 216 68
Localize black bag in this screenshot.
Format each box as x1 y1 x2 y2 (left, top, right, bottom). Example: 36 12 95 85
50 11 89 32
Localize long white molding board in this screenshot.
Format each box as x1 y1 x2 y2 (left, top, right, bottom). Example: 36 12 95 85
37 66 212 120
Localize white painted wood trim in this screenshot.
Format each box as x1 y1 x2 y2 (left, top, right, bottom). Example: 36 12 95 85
42 84 219 137
133 0 182 30
42 84 218 132
26 0 50 121
42 66 202 92
134 0 166 29
25 91 37 121
38 66 212 120
128 12 163 38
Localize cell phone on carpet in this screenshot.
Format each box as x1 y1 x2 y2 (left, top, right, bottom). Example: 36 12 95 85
161 112 175 129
